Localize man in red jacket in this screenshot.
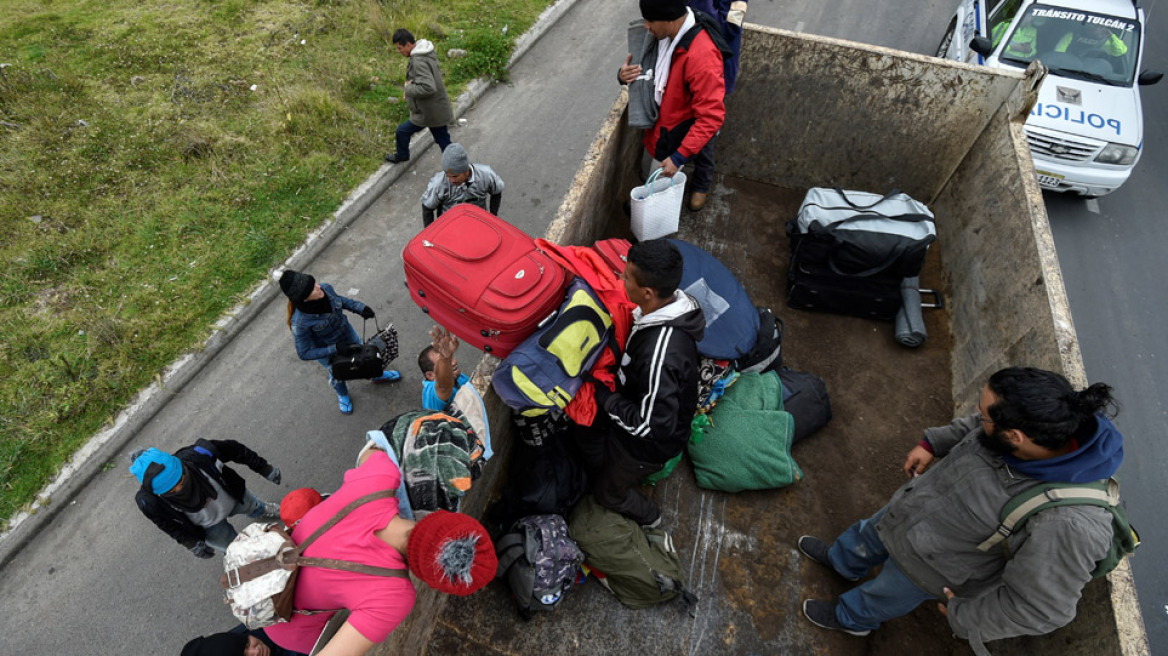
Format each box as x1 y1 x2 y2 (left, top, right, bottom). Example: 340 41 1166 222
620 0 726 211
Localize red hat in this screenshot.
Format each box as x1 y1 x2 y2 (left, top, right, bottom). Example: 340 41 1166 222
280 488 324 529
407 511 497 595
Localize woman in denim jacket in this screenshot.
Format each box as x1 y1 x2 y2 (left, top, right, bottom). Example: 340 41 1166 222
279 269 400 414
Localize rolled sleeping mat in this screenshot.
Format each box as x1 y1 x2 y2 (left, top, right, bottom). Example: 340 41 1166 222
895 277 927 348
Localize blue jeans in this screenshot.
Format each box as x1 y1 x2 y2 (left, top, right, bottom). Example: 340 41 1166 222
202 490 270 552
828 506 936 631
394 120 451 159
315 323 362 398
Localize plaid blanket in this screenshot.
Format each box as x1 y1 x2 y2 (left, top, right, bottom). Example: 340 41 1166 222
383 407 486 514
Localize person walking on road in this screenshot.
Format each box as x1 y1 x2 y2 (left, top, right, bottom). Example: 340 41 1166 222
619 0 726 211
279 270 400 415
420 143 505 226
385 28 454 164
799 367 1127 652
130 440 282 558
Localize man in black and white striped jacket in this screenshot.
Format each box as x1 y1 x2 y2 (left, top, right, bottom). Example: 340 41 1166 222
576 239 705 528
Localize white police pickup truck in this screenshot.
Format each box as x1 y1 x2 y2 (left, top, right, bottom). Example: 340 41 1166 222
937 0 1161 197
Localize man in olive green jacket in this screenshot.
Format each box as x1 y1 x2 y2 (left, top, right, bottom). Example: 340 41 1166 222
385 28 454 164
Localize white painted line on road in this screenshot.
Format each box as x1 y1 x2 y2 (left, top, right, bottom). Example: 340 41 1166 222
795 21 806 32
1086 198 1100 214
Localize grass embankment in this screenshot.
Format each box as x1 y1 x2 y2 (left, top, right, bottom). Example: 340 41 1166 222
0 0 552 526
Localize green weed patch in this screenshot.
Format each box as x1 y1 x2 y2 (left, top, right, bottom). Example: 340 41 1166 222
0 0 552 525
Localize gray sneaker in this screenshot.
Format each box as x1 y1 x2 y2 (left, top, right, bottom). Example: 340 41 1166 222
798 535 860 581
260 501 280 520
802 599 871 637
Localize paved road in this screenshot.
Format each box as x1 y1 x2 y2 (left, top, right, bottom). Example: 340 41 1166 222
1044 9 1168 648
3 0 1164 653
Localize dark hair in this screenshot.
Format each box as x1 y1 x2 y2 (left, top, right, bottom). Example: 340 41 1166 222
986 367 1118 450
626 239 683 298
418 345 437 374
392 28 415 46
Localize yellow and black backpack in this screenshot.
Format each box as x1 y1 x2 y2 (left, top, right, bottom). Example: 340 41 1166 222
492 277 614 417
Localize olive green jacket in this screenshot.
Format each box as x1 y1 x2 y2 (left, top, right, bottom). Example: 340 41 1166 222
404 39 454 127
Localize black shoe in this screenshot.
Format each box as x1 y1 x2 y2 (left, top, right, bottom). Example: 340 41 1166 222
798 535 860 581
802 599 871 637
384 153 409 164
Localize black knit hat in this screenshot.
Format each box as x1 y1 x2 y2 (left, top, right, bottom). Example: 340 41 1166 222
279 269 315 302
640 0 687 21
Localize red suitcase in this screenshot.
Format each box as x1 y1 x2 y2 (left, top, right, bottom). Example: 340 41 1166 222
403 205 568 356
592 238 631 277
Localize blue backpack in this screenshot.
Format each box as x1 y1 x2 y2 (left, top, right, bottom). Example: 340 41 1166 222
493 278 614 417
669 239 759 360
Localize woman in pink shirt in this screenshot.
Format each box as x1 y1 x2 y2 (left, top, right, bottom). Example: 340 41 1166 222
266 448 495 656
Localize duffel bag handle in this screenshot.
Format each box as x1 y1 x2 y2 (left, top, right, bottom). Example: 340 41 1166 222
831 186 903 210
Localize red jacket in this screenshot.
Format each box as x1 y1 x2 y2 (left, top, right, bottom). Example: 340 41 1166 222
644 24 726 166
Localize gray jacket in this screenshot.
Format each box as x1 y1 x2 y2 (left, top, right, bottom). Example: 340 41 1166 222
877 414 1113 645
420 164 505 217
404 40 453 127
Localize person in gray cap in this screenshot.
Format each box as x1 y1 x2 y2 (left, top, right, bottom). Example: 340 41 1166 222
419 142 505 226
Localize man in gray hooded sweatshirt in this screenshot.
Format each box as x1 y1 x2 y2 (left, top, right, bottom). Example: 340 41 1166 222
385 28 454 164
798 367 1127 654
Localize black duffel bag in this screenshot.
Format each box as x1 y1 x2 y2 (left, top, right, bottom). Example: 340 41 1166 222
787 187 936 279
328 318 397 381
328 343 383 381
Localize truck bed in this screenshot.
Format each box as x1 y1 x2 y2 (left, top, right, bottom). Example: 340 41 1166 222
378 23 1137 656
416 175 966 656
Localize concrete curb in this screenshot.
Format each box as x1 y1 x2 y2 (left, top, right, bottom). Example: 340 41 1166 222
0 0 584 569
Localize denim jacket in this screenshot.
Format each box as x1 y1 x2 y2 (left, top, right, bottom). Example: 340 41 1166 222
290 283 366 361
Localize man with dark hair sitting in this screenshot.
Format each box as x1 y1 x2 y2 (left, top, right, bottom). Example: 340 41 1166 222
576 238 705 527
799 366 1128 653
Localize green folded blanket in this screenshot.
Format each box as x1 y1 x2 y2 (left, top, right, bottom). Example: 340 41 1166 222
687 371 802 492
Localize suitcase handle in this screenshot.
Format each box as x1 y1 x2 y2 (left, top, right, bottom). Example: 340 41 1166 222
920 289 944 310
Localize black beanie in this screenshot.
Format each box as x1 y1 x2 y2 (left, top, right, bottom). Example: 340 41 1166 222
279 269 315 302
181 632 248 656
640 0 687 21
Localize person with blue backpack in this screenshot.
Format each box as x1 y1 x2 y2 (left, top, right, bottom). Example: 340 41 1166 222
798 367 1133 655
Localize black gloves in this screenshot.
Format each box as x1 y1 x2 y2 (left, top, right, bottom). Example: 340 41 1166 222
263 465 282 485
189 541 215 559
337 342 360 356
360 306 376 320
593 382 614 408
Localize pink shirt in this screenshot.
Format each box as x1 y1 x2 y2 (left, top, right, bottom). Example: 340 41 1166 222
266 452 416 653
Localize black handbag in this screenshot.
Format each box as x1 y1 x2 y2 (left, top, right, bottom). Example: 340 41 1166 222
328 318 398 381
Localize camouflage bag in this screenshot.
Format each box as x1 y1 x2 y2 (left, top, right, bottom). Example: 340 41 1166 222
495 514 584 619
